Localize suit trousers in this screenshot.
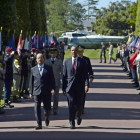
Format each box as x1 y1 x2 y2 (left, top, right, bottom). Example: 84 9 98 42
34 93 51 125
4 80 12 101
26 71 30 90
0 79 3 101
66 83 84 125
13 75 21 96
100 53 106 63
109 54 115 63
53 86 60 112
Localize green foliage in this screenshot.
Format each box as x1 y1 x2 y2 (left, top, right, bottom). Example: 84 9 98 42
135 0 140 36
93 1 137 36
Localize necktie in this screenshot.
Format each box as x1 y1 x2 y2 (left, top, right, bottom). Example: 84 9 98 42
52 58 54 64
39 66 42 76
73 58 76 73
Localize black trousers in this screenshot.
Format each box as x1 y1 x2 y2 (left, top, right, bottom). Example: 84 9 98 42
34 93 51 125
66 84 84 125
100 53 106 63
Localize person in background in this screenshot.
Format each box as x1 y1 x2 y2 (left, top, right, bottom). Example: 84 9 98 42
12 51 22 103
45 48 63 115
0 51 6 114
77 45 94 114
108 41 115 64
100 42 106 63
3 48 14 108
115 43 121 62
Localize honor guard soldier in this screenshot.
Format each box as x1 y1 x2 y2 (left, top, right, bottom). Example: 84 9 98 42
0 51 6 114
25 50 32 95
78 45 94 114
4 48 14 108
12 51 22 103
19 49 28 99
45 48 63 115
31 48 37 67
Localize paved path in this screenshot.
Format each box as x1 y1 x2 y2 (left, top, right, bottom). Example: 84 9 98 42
1 59 140 140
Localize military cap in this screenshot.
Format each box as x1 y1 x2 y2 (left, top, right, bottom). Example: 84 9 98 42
0 51 2 55
49 48 57 53
78 45 85 51
39 47 44 51
14 51 18 55
31 48 37 52
5 47 12 52
21 49 27 53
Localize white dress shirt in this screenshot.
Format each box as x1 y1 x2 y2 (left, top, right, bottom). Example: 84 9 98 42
51 57 56 61
38 64 44 76
72 57 78 66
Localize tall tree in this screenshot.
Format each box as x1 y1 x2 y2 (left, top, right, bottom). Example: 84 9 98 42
0 0 18 49
135 0 140 36
16 0 31 38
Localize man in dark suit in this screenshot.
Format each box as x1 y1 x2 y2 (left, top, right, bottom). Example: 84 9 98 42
29 53 55 130
100 42 106 63
77 46 94 114
62 46 89 129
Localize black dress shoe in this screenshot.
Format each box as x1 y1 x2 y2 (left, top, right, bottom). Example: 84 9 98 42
131 80 135 82
45 118 50 126
53 112 58 115
104 62 106 63
136 87 140 90
35 125 42 130
70 125 75 129
77 117 82 125
0 110 5 114
99 62 102 63
132 82 137 85
4 103 14 108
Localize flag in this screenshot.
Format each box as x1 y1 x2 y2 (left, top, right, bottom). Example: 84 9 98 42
35 35 38 49
9 34 16 51
53 35 58 43
5 33 9 51
29 35 33 51
127 36 131 44
40 35 43 47
42 34 46 47
47 35 50 45
135 37 140 48
32 34 36 48
17 34 22 54
50 36 55 44
0 32 1 51
23 36 29 50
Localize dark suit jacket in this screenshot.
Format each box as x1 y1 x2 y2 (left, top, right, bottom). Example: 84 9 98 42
101 45 106 54
4 54 14 81
29 64 55 96
82 56 93 77
62 57 89 93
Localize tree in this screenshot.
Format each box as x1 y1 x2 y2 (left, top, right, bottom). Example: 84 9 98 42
16 0 31 38
0 0 18 49
93 1 137 36
135 0 140 36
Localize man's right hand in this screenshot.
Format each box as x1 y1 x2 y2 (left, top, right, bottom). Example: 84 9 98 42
63 90 66 96
30 94 33 99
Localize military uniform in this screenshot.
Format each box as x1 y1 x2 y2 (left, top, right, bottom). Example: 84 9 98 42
12 52 21 102
45 48 63 114
4 48 14 108
19 49 28 99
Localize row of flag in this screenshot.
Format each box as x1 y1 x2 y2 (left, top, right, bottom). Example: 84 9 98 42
0 32 59 53
126 35 140 69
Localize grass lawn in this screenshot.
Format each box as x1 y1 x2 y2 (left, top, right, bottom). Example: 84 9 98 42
64 48 117 59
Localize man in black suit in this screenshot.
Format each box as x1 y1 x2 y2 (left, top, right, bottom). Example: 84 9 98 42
29 53 55 130
62 46 89 129
100 42 106 63
77 46 94 114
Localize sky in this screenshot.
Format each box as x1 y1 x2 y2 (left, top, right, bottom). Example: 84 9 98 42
77 0 137 9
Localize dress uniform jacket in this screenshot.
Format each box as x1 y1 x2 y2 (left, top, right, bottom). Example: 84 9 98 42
109 45 113 55
45 58 63 87
20 55 28 77
4 54 14 80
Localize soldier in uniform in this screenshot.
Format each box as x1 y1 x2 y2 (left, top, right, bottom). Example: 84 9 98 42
4 48 14 108
0 51 6 114
19 49 28 99
31 48 37 67
12 51 22 103
45 48 63 115
77 46 94 114
108 41 115 64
